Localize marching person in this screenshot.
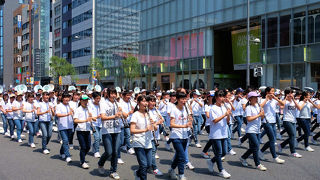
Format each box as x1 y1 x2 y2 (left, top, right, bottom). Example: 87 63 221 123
12 93 24 143
189 90 203 148
23 94 37 148
5 94 15 139
56 93 74 163
69 92 80 150
0 93 10 136
89 92 102 158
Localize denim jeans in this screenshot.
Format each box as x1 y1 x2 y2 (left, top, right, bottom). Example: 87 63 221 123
193 115 203 135
171 139 187 175
34 120 40 134
120 127 132 150
92 126 101 153
151 140 158 170
275 113 281 131
203 139 213 153
39 121 53 150
158 124 169 136
26 121 36 144
1 114 8 133
209 139 227 172
226 124 233 152
69 124 77 145
260 123 277 158
232 116 243 137
297 118 311 147
98 133 121 173
54 116 61 140
134 147 152 180
280 121 296 153
13 119 24 140
241 133 260 166
261 123 277 140
59 129 73 157
77 131 91 164
7 118 15 136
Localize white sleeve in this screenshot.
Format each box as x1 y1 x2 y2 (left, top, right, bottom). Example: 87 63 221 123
246 106 253 117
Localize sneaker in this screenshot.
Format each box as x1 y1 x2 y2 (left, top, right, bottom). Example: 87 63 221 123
60 154 66 159
153 169 164 176
201 152 210 159
66 157 72 163
238 137 242 147
165 143 171 151
311 137 317 145
18 139 22 143
274 157 285 164
195 143 202 148
229 149 236 155
110 172 120 180
168 168 177 180
98 166 105 175
4 132 10 137
134 170 140 180
178 174 187 180
69 144 74 150
292 152 302 158
239 157 248 167
11 135 15 140
206 159 214 173
219 169 231 179
221 156 225 161
259 151 266 161
81 162 90 169
305 146 314 152
94 152 101 158
257 164 267 171
117 158 124 164
186 162 194 170
277 143 282 153
155 153 160 159
128 148 135 155
60 140 63 144
30 143 36 148
241 128 245 133
260 139 264 144
43 149 50 154
165 136 170 141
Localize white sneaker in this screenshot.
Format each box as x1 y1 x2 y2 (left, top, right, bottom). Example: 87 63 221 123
117 158 124 164
4 132 10 137
195 143 202 148
178 174 187 180
221 156 225 161
94 152 101 158
238 137 242 147
165 143 171 151
30 143 36 148
241 128 245 133
201 152 210 159
206 159 214 173
274 157 285 164
155 153 160 159
98 166 105 175
305 146 314 152
168 168 177 180
292 152 302 158
61 154 66 159
229 149 236 155
257 164 267 171
128 148 135 155
11 135 15 140
239 157 248 167
153 169 163 176
18 139 22 143
69 144 74 150
185 162 194 170
81 162 90 169
66 157 72 163
165 136 170 141
60 140 63 144
43 149 50 154
277 143 282 153
110 172 120 180
219 169 231 179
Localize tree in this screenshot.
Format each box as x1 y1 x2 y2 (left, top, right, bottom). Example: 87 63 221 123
121 55 140 89
49 56 76 84
89 57 105 81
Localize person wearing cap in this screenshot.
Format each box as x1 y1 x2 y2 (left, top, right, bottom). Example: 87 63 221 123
189 89 203 148
73 95 93 169
68 92 80 150
89 92 102 158
37 92 54 154
23 94 38 148
56 93 74 163
11 92 25 143
232 88 244 139
201 92 214 159
164 92 176 151
0 93 9 136
5 94 15 138
239 91 267 171
34 93 42 137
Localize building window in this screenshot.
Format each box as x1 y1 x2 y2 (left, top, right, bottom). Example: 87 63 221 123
63 3 72 14
22 22 29 30
294 18 302 45
268 17 277 48
280 15 290 46
316 15 320 42
54 28 61 38
62 37 68 45
72 10 92 26
54 5 61 15
54 40 61 49
54 16 61 27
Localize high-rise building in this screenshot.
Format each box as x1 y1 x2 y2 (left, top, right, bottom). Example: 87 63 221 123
52 0 62 58
13 5 24 85
0 2 4 86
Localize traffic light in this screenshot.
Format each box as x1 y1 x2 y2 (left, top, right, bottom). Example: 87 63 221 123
254 67 263 77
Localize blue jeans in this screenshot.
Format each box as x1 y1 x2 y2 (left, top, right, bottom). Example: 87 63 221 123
261 122 277 140
134 147 152 180
8 118 15 136
280 121 296 153
59 129 73 157
226 124 233 152
210 139 227 172
171 139 187 175
92 126 101 153
1 114 8 133
276 113 281 131
192 115 202 143
34 120 39 134
151 140 158 170
39 121 53 150
77 131 91 164
120 127 132 151
13 119 24 140
297 118 311 147
232 116 243 137
194 115 203 135
26 121 36 144
98 133 121 173
241 133 260 166
260 123 277 158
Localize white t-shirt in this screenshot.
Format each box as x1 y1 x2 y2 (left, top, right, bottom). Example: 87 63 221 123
56 103 74 130
190 98 203 116
69 101 79 112
262 98 277 123
131 111 153 149
100 99 121 134
241 98 248 117
149 108 161 140
4 101 13 119
120 99 133 123
169 105 189 139
23 102 37 122
232 98 243 116
204 104 212 126
166 102 175 115
283 100 297 123
159 99 169 116
209 104 228 139
316 100 320 123
74 106 92 131
245 104 261 134
299 101 312 119
88 103 102 128
37 102 54 122
12 100 24 120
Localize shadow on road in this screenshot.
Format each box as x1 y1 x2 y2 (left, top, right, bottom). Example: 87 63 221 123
159 159 172 165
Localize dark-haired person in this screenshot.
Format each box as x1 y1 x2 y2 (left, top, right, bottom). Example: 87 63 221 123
232 88 244 139
5 94 15 138
37 92 54 154
68 92 80 150
12 93 24 143
189 90 203 148
56 93 74 163
23 94 38 148
206 90 231 179
168 92 192 180
0 93 9 136
89 92 103 158
224 91 236 156
201 93 214 159
239 92 267 171
98 88 122 180
74 95 93 169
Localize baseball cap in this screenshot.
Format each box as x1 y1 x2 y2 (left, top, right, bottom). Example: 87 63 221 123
247 91 260 99
80 95 90 100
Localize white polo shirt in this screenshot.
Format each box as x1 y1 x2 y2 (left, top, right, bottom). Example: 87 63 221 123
74 106 91 131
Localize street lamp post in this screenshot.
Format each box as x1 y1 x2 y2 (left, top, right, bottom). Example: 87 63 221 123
246 0 250 88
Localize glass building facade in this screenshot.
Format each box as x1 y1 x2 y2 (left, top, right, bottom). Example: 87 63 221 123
0 6 3 85
96 0 320 90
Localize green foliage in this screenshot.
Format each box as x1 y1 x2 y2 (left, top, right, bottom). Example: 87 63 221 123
49 56 76 81
89 57 105 80
121 55 140 88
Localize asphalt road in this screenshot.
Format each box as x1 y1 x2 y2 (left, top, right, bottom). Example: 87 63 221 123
0 123 320 180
